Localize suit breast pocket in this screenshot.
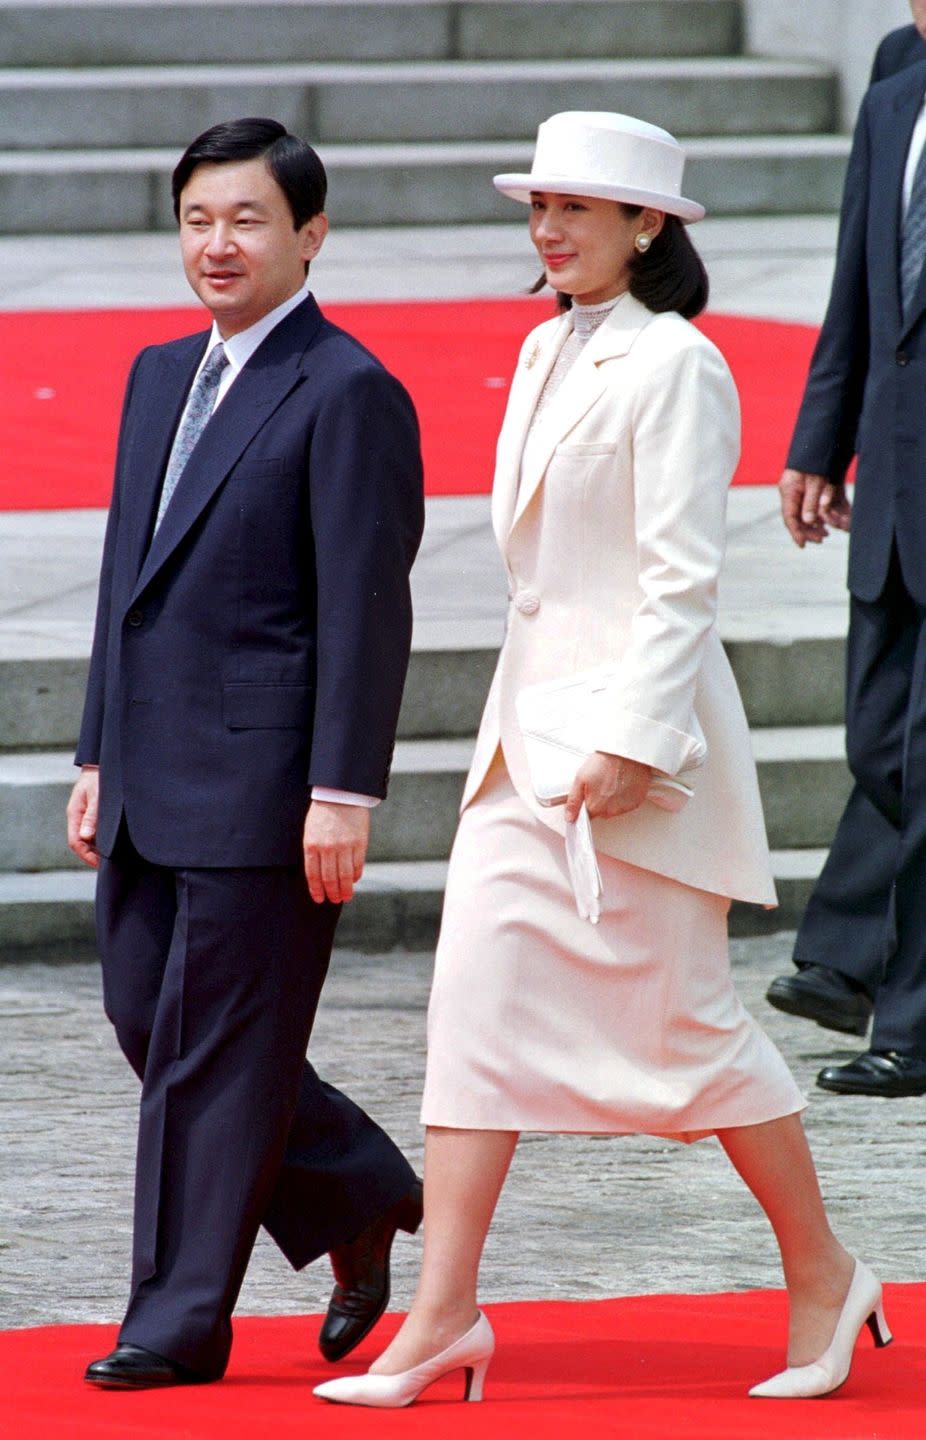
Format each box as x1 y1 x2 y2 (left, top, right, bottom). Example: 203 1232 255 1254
223 683 314 730
235 459 299 516
553 441 618 458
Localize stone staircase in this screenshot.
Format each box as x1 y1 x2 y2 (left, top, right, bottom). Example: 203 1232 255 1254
0 0 850 234
0 0 854 958
0 598 850 957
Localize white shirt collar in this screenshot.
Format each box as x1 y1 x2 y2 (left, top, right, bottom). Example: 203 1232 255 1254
903 89 926 213
207 286 309 378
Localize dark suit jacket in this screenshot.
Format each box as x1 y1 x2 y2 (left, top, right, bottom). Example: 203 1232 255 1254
77 295 424 867
787 54 926 604
870 23 926 84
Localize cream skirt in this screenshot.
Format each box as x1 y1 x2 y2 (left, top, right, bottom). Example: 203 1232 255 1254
421 753 805 1140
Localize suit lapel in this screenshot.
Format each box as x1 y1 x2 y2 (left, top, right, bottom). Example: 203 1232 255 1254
506 293 654 537
883 65 926 336
124 337 207 590
491 313 568 549
131 299 321 602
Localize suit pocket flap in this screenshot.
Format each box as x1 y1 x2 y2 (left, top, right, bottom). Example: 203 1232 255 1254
553 441 617 457
223 683 313 730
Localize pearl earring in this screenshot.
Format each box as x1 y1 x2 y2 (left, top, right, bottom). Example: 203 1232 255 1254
634 233 652 254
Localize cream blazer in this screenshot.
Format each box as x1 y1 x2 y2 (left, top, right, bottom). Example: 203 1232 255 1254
462 292 776 906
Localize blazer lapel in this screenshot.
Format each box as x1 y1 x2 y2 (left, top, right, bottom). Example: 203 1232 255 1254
507 293 654 535
491 313 569 549
123 336 207 590
131 300 321 602
884 66 926 336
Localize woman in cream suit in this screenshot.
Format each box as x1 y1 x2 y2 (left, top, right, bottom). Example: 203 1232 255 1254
315 112 888 1409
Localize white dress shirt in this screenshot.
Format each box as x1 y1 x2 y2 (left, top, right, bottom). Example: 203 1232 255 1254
182 287 379 811
903 90 926 214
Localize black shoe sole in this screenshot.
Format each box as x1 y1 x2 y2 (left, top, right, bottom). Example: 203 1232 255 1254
84 1372 204 1389
766 985 871 1037
816 1076 926 1097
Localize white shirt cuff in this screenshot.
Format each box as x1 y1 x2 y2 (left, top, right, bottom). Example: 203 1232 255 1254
311 787 380 808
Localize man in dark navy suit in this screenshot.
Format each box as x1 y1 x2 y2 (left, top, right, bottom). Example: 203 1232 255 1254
66 119 424 1387
871 11 926 82
765 4 926 1097
767 9 926 1048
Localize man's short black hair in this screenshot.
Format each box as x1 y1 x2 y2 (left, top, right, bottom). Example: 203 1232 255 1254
171 118 327 229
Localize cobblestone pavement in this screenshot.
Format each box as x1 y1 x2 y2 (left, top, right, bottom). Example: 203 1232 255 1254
1 932 923 1335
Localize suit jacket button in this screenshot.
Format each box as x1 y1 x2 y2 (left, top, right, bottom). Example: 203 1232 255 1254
126 608 144 627
896 350 910 366
514 589 540 615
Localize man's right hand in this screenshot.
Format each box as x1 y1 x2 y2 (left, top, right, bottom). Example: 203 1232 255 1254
779 468 852 547
67 766 100 869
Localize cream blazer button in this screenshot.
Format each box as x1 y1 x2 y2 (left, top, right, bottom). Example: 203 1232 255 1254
514 588 540 615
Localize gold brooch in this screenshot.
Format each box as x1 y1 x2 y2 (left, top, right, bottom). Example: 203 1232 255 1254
524 340 541 370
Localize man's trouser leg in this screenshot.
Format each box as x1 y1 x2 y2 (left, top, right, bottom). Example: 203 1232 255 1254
96 826 415 1378
792 783 897 991
844 557 926 1054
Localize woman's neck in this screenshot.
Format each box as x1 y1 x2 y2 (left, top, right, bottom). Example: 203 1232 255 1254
571 292 625 340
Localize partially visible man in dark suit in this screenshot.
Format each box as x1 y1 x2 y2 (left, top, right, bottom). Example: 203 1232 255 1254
66 118 425 1387
767 9 926 1046
872 12 926 81
765 2 926 1098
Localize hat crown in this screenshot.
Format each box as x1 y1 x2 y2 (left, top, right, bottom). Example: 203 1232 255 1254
532 111 685 202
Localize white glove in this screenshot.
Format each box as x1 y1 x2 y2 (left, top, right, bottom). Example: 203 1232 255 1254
564 803 603 924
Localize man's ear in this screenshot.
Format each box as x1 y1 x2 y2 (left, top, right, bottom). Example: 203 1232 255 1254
301 212 329 264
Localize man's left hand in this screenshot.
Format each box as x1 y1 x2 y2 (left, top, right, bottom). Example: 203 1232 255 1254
303 801 370 904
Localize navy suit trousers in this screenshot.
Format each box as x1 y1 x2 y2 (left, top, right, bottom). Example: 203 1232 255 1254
96 824 416 1378
792 782 897 993
832 553 926 1053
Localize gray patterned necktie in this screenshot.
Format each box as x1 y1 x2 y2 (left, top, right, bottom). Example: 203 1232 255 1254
154 341 229 533
900 136 926 323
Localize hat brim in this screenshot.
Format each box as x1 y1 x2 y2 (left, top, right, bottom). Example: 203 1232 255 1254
492 173 705 224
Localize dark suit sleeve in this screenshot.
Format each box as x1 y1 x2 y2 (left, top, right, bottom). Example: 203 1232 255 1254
75 350 143 765
870 33 893 84
307 364 424 798
785 93 871 482
871 27 926 84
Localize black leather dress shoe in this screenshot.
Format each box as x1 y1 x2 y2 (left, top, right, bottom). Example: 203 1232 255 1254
817 1049 926 1097
319 1180 424 1362
765 963 873 1036
84 1344 209 1389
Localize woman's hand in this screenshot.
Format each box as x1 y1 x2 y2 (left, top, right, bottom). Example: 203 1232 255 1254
565 752 653 823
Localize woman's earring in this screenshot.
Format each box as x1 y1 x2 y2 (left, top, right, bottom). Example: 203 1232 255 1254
634 233 652 254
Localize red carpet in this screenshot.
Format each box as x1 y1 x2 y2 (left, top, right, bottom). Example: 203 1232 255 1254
1 1290 921 1439
0 303 818 511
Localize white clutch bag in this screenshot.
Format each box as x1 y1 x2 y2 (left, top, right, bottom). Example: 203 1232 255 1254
515 667 707 925
515 666 707 810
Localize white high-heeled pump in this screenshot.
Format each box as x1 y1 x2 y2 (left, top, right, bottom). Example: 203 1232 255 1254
313 1311 495 1408
749 1259 891 1399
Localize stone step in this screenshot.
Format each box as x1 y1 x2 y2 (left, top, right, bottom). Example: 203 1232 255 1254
0 133 851 233
0 1 743 66
0 631 846 754
0 740 471 869
0 727 851 873
0 849 825 959
0 58 836 150
750 724 852 851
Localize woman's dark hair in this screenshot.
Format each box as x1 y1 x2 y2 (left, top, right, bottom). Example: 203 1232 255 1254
531 205 709 319
171 117 327 228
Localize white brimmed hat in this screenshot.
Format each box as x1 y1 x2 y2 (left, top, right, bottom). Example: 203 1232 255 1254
493 111 705 223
